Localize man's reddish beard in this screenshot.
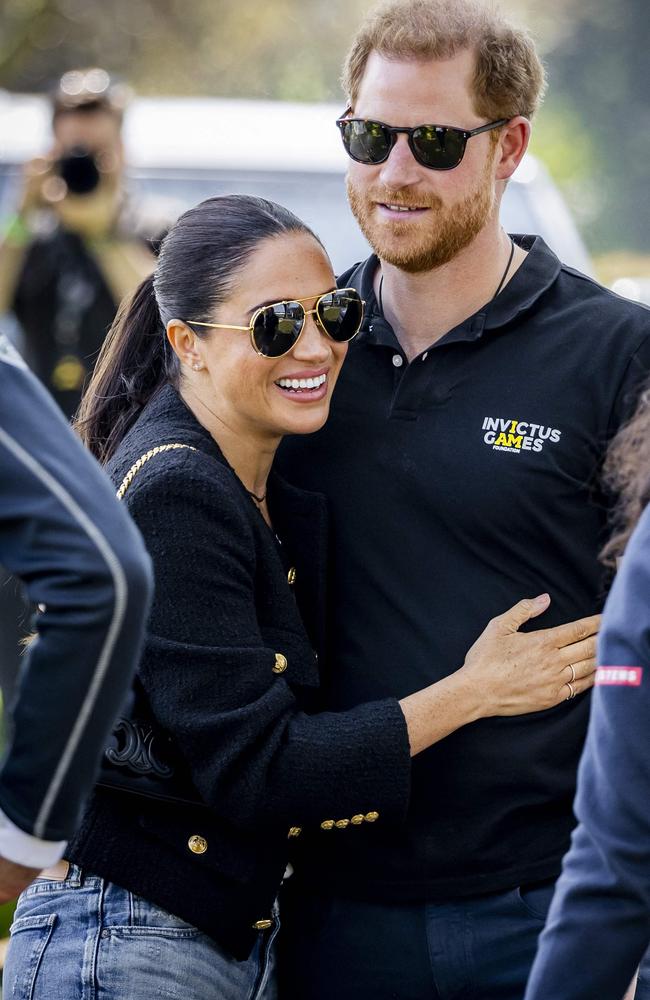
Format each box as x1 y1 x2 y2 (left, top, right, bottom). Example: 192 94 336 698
346 154 497 274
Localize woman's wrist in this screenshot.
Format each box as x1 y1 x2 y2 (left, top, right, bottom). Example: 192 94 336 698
399 666 485 757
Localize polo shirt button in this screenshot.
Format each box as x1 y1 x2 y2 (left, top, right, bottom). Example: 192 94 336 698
392 354 403 367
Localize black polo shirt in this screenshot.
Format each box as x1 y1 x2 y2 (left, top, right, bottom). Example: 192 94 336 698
277 236 650 902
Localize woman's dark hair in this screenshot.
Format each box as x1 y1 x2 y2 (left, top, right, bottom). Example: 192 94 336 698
601 381 650 566
75 194 324 463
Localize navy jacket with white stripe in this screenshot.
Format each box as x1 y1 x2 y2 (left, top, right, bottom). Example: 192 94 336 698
0 334 152 842
525 502 650 999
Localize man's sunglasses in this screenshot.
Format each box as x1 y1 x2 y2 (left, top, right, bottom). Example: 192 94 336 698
336 111 509 171
185 287 364 359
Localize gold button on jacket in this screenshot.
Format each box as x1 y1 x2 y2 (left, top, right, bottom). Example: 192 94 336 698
188 835 208 854
287 826 302 838
272 652 288 674
252 919 273 931
335 818 350 829
287 567 297 585
364 811 379 823
320 819 335 831
351 814 365 825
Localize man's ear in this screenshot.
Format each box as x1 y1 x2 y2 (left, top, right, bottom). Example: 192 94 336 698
495 116 531 181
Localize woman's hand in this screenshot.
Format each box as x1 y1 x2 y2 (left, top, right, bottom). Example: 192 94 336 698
462 594 599 718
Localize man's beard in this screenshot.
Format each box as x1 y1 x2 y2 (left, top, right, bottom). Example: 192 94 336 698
346 156 496 274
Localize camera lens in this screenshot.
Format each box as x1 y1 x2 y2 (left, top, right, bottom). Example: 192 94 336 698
57 146 101 195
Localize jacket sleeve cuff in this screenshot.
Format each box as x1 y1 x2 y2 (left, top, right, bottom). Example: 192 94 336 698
0 806 66 868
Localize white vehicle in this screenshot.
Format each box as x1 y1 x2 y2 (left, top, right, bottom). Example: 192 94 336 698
0 92 593 276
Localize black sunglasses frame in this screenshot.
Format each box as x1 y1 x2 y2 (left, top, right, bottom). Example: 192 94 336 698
336 112 509 170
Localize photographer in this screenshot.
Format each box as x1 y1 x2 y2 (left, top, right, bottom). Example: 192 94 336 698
0 67 158 418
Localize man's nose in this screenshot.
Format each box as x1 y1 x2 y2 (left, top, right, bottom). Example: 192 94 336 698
378 134 422 189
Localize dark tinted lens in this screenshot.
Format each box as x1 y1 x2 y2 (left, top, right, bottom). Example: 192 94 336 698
316 290 363 343
252 302 304 357
411 126 467 169
340 120 392 164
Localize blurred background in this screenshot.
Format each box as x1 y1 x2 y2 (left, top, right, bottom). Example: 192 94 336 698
0 0 648 282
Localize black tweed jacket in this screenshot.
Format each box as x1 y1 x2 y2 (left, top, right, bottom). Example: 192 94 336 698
67 384 411 960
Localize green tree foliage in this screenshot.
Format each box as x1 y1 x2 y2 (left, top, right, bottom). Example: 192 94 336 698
0 0 647 252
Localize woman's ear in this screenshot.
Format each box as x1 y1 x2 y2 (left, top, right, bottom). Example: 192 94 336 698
167 320 203 371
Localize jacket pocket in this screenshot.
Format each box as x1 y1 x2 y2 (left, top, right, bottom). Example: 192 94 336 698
136 802 259 885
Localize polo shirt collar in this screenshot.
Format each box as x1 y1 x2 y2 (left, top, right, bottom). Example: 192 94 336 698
352 234 562 350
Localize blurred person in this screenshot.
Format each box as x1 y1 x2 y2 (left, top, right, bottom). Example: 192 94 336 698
525 385 650 1000
4 193 599 1000
0 68 161 708
276 1 650 996
0 331 152 905
0 67 157 420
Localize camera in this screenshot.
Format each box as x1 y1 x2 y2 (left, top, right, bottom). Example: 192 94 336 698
56 146 101 195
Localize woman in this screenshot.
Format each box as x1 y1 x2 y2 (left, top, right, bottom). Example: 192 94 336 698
525 386 650 1000
4 195 596 1000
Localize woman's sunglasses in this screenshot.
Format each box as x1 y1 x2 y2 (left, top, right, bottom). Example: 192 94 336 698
336 112 509 171
185 287 364 359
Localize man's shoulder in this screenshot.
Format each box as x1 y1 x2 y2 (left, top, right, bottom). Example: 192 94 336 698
556 261 650 328
337 255 376 294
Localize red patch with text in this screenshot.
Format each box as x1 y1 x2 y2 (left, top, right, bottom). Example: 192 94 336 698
595 667 643 687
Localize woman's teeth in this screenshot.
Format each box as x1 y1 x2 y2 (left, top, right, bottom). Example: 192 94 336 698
276 374 327 392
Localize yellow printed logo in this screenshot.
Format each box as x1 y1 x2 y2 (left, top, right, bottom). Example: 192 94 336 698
482 417 561 454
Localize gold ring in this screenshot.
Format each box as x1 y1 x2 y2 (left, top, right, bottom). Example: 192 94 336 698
565 681 576 701
568 663 576 683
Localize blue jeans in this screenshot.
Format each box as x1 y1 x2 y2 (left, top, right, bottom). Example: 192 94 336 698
279 877 557 999
3 864 279 1000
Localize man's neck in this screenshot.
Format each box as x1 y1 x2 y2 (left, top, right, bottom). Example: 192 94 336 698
375 226 527 362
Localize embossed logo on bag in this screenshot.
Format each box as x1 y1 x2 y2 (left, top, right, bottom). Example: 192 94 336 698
481 416 562 454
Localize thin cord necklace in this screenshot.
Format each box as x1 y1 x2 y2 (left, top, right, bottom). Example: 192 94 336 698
377 238 516 317
246 488 267 505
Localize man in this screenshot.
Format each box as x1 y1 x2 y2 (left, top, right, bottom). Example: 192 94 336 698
0 67 158 419
277 1 650 996
0 333 152 901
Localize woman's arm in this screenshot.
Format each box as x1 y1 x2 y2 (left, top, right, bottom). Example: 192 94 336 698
129 458 597 834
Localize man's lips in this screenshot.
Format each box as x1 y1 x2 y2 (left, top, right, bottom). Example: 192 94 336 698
376 202 431 219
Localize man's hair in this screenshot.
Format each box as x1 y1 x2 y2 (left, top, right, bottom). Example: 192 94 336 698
342 0 546 122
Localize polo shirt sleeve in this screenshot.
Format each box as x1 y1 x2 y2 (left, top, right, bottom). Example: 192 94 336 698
525 504 650 1000
607 330 650 434
126 462 411 835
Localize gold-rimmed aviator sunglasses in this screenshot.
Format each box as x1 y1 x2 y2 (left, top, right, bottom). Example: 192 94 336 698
184 287 364 359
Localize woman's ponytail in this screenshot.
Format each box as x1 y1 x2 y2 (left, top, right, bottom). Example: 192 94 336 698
75 273 173 463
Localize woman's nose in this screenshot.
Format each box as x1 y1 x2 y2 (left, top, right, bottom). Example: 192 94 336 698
291 312 331 361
